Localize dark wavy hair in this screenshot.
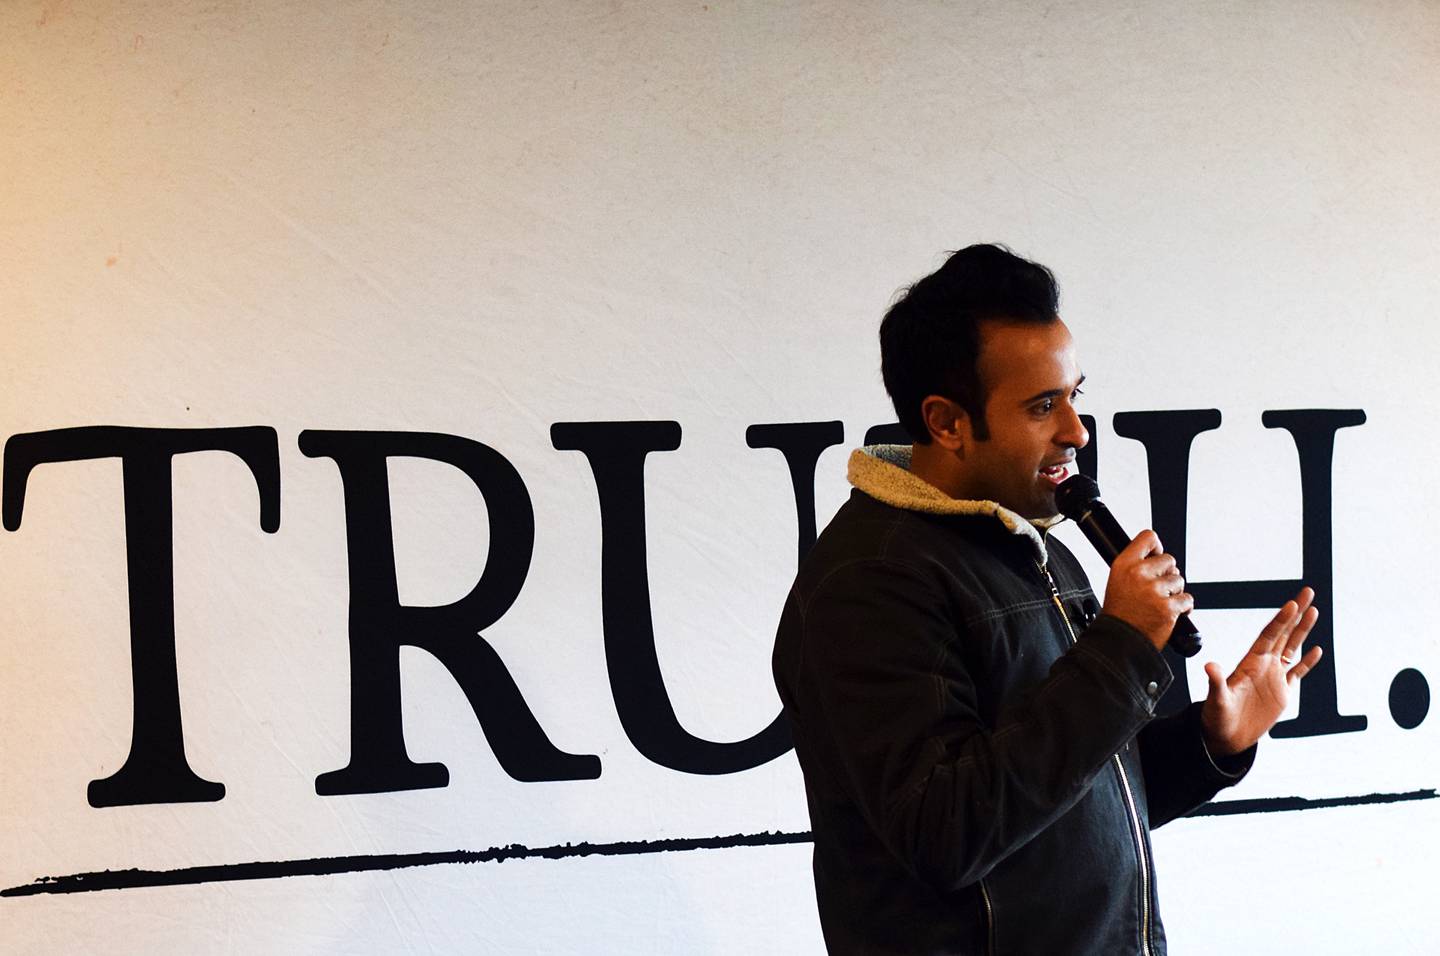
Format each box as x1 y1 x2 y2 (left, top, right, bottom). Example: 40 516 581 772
879 244 1060 443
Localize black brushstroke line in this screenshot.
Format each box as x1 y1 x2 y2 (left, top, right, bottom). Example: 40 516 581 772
1188 787 1436 816
0 830 814 897
4 789 1433 898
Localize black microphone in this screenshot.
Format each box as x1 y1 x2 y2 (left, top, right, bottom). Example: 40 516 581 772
1054 473 1202 658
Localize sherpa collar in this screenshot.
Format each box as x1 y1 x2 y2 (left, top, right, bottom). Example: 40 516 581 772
847 444 1061 564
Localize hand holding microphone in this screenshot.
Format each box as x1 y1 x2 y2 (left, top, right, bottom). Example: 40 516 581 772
1055 474 1202 657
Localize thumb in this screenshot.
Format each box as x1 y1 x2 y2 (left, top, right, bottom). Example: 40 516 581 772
1203 661 1226 701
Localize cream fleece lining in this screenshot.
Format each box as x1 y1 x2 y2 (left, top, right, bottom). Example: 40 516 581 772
847 444 1062 564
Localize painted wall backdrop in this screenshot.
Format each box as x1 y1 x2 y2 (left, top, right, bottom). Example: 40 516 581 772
3 1 1437 952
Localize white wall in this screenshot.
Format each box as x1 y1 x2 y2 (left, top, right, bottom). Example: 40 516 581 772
2 1 1437 952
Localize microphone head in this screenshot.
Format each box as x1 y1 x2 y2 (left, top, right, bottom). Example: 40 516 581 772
1054 473 1102 521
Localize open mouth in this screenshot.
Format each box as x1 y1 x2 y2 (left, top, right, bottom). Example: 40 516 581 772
1039 462 1071 484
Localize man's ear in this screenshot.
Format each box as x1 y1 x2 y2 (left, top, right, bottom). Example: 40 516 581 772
920 395 969 454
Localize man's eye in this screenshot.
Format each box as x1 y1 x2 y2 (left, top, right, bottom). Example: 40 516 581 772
1072 387 1085 400
1035 400 1055 414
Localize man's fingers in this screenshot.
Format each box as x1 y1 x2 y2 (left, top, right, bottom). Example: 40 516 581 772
1136 553 1180 591
1119 530 1163 562
1287 644 1324 683
1150 554 1179 577
1129 552 1174 581
1281 606 1320 661
1251 600 1301 656
1156 570 1183 596
1203 661 1227 701
1253 587 1316 656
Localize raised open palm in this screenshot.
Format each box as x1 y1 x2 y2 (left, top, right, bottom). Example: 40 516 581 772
1201 587 1323 756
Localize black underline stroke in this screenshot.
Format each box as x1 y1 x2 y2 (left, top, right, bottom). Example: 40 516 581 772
4 788 1433 898
1186 787 1435 816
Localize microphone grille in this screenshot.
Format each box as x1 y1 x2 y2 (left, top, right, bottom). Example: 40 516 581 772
1054 473 1102 520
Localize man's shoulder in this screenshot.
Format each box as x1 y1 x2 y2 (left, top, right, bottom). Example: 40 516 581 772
808 490 942 563
796 491 1013 595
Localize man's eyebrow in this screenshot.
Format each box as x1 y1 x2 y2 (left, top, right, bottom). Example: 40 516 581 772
1019 374 1086 406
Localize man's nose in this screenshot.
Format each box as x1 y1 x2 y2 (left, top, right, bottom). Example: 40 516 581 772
1058 405 1089 449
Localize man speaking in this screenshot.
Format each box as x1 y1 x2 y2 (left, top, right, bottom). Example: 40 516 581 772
771 244 1322 955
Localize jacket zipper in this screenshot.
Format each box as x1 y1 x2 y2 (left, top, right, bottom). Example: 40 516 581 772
979 878 995 956
1039 560 1154 956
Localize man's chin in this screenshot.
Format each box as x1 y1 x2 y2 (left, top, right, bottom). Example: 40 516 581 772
1019 488 1061 522
989 480 1062 521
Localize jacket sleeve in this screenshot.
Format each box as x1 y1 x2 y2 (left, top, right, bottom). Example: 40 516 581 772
790 557 1173 894
1136 700 1255 828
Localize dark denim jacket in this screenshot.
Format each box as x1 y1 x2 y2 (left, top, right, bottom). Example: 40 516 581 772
773 465 1252 956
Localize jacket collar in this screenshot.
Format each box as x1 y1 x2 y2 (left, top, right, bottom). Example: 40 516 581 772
846 444 1061 564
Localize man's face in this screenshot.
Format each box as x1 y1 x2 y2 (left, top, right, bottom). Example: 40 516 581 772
960 318 1089 519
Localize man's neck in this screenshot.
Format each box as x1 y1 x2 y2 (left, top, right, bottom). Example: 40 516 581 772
908 442 971 501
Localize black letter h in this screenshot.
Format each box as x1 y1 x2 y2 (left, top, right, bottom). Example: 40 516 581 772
1115 409 1367 737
